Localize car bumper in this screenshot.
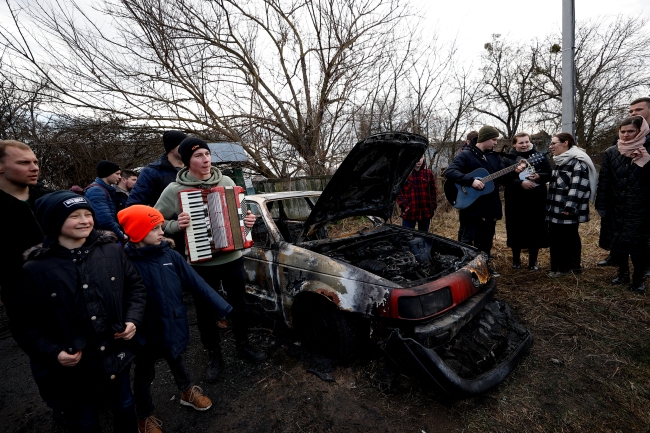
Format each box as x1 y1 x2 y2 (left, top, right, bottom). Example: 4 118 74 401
413 278 497 347
381 281 533 398
381 325 532 398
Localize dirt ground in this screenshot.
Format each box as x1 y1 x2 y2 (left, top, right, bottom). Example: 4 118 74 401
1 207 650 432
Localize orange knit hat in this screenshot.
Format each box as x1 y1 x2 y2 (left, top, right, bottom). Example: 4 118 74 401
117 205 165 242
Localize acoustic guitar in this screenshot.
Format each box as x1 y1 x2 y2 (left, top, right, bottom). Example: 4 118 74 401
443 152 549 210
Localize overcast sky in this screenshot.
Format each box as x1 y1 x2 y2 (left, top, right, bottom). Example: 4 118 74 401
2 0 648 66
418 0 650 64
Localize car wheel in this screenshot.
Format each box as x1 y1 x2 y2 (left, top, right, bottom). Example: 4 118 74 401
293 296 369 363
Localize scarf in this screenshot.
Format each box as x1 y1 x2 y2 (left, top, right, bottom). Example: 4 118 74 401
617 118 650 167
553 146 598 202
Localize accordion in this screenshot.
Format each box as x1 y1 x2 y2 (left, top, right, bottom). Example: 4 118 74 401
179 186 254 263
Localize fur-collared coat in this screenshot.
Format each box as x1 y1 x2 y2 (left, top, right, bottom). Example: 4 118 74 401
16 230 146 379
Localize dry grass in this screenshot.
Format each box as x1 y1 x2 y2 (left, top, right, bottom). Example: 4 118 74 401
430 205 650 433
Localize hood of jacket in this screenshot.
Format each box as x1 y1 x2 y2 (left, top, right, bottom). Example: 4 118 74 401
23 229 118 261
150 153 180 172
124 240 172 259
92 177 117 193
175 166 223 187
506 144 539 160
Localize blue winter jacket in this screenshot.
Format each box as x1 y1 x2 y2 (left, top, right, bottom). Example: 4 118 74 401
127 154 180 207
124 241 232 358
85 177 125 238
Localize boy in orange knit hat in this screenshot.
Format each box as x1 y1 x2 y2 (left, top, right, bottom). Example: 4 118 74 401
118 205 232 433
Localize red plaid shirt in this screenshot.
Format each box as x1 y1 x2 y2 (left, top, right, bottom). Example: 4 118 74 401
396 168 437 221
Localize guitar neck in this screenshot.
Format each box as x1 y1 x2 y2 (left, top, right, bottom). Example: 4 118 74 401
479 163 518 183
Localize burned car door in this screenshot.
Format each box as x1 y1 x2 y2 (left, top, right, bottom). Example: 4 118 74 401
244 201 283 315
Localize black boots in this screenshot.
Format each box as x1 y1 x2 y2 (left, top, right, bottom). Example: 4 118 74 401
236 343 267 362
597 255 616 267
205 348 223 382
631 281 646 294
611 271 630 285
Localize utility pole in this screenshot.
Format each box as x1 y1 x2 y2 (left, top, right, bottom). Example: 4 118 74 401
562 0 576 136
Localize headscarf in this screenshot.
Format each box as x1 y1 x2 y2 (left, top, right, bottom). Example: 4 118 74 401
553 146 598 203
617 118 650 167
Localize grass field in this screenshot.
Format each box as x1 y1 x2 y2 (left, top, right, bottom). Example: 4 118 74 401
419 204 650 432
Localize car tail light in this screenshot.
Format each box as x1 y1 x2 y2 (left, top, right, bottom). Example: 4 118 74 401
382 268 482 320
397 287 453 319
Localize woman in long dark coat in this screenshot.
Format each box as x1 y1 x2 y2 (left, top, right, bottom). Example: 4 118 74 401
503 132 551 270
596 116 650 293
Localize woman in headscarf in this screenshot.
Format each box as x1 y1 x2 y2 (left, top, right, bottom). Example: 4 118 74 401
503 133 551 270
595 116 650 293
546 132 598 278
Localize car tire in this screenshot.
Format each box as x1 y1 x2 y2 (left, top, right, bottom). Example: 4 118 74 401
293 296 369 363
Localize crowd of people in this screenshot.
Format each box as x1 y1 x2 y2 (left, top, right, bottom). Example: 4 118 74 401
440 96 650 290
0 97 648 432
0 132 262 433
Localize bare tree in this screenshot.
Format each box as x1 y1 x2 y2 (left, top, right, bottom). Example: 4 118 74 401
1 0 417 177
533 16 650 150
473 34 552 139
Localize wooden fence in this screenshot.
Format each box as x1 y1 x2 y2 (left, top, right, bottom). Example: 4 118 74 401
252 176 332 194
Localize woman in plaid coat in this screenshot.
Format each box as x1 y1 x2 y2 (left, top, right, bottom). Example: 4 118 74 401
546 133 597 277
397 155 437 232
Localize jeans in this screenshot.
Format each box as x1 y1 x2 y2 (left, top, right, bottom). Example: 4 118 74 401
134 350 192 419
549 222 581 272
192 257 249 349
401 218 431 233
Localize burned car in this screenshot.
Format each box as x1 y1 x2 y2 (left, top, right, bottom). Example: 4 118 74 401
243 132 531 398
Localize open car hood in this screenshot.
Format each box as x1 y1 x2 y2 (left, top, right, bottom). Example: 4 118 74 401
298 132 428 242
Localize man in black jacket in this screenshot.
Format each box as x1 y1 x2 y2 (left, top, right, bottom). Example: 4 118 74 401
445 126 524 260
126 130 185 207
0 140 51 317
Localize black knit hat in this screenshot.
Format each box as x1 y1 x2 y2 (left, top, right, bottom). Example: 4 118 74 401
163 130 187 153
35 190 95 236
178 137 211 166
96 160 120 178
477 125 500 143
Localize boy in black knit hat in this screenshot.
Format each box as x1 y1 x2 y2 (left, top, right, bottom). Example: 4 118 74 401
14 190 147 432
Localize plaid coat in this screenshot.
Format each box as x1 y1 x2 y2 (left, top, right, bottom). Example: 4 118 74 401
397 168 437 221
546 158 591 224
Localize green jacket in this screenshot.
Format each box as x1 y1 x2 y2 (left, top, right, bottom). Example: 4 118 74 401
154 166 241 266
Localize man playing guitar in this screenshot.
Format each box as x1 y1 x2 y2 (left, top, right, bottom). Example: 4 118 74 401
445 125 525 267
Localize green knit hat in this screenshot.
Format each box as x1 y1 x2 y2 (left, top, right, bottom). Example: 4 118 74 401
478 125 499 142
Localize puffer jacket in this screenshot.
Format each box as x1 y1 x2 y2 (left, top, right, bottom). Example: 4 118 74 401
595 134 650 254
445 144 514 220
0 183 52 313
16 230 146 378
84 177 124 238
155 166 240 266
127 154 181 207
124 241 232 358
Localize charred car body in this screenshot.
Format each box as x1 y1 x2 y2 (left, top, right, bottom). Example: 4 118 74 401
243 132 531 398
